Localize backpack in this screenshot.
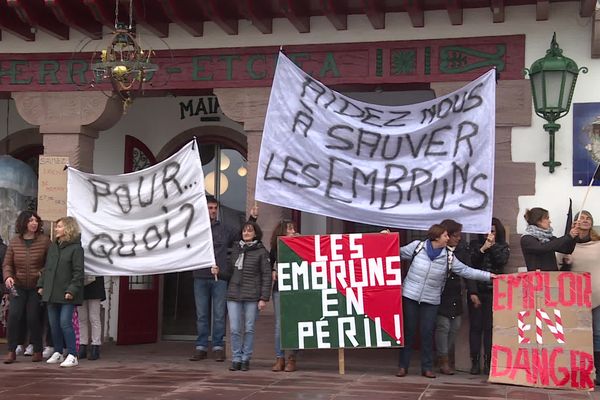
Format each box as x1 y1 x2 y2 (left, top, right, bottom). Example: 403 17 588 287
411 241 455 278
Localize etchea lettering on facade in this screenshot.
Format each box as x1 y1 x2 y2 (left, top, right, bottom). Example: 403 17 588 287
0 35 525 92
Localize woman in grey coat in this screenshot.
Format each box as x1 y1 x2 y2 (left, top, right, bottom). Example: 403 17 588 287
226 220 271 372
396 224 495 379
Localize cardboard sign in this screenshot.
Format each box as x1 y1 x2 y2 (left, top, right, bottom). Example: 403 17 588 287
37 156 69 221
490 271 594 391
278 232 402 350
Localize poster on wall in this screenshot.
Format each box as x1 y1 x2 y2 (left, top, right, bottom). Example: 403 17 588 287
572 103 600 186
278 232 402 350
490 271 594 391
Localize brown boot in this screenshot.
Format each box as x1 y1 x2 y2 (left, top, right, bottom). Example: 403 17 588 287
284 355 296 372
271 357 285 372
3 351 16 364
438 355 454 375
31 352 43 362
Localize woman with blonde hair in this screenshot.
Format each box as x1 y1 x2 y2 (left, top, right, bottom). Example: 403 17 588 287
560 210 600 384
38 216 84 368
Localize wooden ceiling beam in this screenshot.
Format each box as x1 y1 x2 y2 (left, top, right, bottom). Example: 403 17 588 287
83 0 129 30
7 0 69 40
536 0 549 20
160 0 204 36
279 0 310 33
580 0 595 17
45 0 102 39
362 0 385 29
0 2 35 40
321 0 347 30
239 0 273 34
130 0 170 37
197 0 238 35
404 0 424 28
490 0 505 23
446 0 463 25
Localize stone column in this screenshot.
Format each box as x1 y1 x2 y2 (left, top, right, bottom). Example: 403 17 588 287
214 87 290 244
13 92 123 172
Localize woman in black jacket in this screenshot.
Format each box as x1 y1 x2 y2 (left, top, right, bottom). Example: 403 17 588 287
520 207 578 271
77 276 106 360
226 221 271 372
467 217 510 375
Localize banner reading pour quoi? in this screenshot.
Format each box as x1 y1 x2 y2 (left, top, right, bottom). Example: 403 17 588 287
490 272 595 391
277 233 402 350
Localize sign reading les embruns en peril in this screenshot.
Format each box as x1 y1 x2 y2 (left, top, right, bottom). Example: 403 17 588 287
277 233 403 350
490 271 595 390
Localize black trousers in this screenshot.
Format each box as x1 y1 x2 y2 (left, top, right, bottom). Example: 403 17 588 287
468 291 493 358
7 287 43 353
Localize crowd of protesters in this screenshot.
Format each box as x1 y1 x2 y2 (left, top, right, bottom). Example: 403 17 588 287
3 202 597 381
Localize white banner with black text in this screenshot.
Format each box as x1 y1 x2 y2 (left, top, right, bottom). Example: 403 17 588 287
67 140 215 276
256 53 496 233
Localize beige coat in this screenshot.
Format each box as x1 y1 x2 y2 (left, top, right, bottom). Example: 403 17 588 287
561 240 600 308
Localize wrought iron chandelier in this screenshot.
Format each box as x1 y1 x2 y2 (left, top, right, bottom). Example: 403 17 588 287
91 0 158 108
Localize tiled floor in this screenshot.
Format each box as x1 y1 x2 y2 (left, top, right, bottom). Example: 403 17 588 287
0 342 598 399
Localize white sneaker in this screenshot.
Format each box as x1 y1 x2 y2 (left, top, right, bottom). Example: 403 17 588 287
46 352 64 364
15 345 24 356
42 346 54 358
24 344 34 356
59 354 78 368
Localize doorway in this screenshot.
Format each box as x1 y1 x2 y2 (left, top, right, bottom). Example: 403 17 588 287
162 144 248 340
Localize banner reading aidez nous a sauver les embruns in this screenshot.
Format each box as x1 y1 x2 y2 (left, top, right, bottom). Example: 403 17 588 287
278 233 402 350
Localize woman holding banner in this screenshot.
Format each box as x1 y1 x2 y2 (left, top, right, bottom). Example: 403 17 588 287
269 219 299 372
521 207 578 271
226 220 272 372
38 216 84 368
396 224 494 378
559 210 600 384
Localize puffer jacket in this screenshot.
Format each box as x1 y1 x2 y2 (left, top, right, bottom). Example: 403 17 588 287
226 241 272 302
2 234 51 289
38 236 84 305
401 240 491 305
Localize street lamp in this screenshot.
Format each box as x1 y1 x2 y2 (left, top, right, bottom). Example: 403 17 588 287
524 33 587 173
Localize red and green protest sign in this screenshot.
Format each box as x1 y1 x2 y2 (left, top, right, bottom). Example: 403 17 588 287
277 232 402 349
490 271 595 391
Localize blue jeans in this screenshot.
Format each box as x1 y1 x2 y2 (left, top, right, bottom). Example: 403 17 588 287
193 278 227 351
47 303 76 357
593 306 600 351
227 300 259 362
398 297 439 371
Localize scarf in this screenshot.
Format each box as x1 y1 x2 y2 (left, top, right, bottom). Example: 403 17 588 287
425 240 443 261
234 240 259 270
525 224 554 243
